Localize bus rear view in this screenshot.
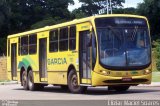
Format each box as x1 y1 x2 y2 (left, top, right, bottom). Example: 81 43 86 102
92 16 152 91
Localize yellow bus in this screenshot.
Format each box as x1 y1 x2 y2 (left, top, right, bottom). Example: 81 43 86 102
7 14 152 93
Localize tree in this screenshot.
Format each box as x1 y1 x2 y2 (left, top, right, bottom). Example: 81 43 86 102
78 0 125 16
71 8 87 19
9 0 74 33
0 0 11 37
154 39 160 71
0 0 74 55
113 7 136 14
137 0 160 71
31 17 67 29
137 0 160 36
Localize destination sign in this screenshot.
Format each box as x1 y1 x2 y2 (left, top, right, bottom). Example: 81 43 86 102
115 19 144 25
95 17 147 27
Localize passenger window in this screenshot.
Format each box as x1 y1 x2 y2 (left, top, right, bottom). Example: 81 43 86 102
49 30 58 52
59 27 68 51
29 34 37 54
69 26 76 50
21 36 28 55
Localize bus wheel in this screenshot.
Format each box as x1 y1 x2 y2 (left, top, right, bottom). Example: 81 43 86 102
28 70 43 91
113 86 130 92
22 71 28 90
68 69 86 93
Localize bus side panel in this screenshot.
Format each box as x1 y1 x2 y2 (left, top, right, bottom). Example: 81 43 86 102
47 26 79 85
17 54 39 83
47 51 78 85
27 55 39 83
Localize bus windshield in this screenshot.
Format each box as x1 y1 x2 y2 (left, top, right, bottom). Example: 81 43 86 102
95 17 151 69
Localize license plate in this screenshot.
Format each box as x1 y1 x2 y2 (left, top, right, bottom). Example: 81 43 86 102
122 78 132 81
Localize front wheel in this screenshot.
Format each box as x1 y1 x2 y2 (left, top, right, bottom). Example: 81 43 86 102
112 86 130 92
68 69 87 93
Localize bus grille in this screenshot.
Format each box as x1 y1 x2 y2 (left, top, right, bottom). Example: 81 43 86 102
103 79 148 83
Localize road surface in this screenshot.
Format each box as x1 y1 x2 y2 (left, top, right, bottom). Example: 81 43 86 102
0 84 160 100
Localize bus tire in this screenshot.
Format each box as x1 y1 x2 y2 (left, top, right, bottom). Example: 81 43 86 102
28 70 44 91
22 71 28 90
68 69 86 93
113 86 130 92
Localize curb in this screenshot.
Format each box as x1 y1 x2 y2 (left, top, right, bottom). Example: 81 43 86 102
139 82 160 87
0 81 18 85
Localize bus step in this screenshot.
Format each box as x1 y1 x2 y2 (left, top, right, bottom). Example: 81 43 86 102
80 84 92 86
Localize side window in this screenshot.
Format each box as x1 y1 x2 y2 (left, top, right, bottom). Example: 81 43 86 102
8 39 10 56
59 27 68 51
49 29 58 52
21 36 28 55
29 34 37 54
18 37 21 55
69 26 76 50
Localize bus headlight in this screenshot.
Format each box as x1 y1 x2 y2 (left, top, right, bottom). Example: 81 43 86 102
100 70 110 75
144 69 151 75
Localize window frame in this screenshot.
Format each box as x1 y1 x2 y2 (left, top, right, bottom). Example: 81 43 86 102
21 35 29 55
49 29 59 52
59 27 69 51
29 34 37 55
69 25 76 50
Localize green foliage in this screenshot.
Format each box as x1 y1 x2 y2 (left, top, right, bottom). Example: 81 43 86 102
0 37 7 55
71 8 87 19
31 17 67 29
113 7 137 14
0 0 11 37
155 39 160 71
8 0 74 33
152 72 160 82
137 0 160 37
137 0 160 71
0 0 74 55
78 0 125 16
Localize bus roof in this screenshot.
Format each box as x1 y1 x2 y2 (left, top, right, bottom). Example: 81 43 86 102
8 14 147 39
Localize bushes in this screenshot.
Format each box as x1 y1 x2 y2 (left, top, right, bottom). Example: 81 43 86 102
154 39 160 71
0 37 6 56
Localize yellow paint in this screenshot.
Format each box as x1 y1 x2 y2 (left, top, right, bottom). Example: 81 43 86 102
91 70 152 86
82 79 91 84
13 77 17 80
77 22 91 31
7 14 152 87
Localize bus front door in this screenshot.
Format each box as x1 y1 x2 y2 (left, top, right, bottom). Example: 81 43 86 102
11 43 17 80
39 38 47 82
79 30 92 84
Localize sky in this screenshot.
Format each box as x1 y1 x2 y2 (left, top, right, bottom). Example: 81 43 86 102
68 0 144 11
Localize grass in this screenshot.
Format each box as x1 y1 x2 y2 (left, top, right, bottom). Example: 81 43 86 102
152 50 159 72
152 72 160 82
0 80 10 82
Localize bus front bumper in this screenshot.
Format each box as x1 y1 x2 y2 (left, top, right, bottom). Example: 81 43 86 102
91 71 152 86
